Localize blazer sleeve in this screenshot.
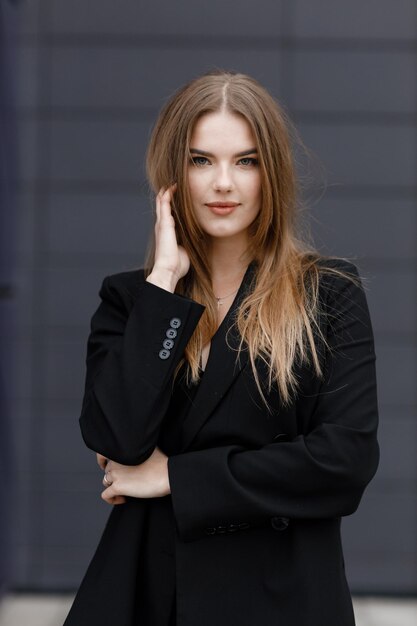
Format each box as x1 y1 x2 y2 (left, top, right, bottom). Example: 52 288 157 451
79 273 206 465
168 262 380 541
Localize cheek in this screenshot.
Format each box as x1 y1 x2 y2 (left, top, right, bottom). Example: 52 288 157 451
187 171 203 202
247 173 262 202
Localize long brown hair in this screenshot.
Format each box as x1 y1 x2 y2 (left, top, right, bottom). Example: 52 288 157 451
145 70 360 410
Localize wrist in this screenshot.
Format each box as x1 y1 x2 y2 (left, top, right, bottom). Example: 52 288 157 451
162 457 171 496
146 268 178 293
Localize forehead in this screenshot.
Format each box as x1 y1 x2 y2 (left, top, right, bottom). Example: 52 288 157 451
190 111 256 152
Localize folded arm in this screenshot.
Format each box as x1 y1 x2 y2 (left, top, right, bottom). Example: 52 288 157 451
168 264 380 541
79 273 205 465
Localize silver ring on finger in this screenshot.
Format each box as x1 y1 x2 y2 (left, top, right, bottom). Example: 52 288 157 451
103 472 112 486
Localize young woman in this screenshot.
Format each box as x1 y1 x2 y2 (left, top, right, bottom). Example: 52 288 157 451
64 70 379 626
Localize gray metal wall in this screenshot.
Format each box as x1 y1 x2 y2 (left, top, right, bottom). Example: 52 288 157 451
11 0 417 592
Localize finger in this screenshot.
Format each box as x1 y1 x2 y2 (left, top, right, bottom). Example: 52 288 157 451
102 472 112 487
164 184 176 200
101 485 115 501
155 187 166 224
166 182 177 198
102 493 124 505
111 496 126 505
96 453 108 470
101 488 126 506
160 188 175 222
155 190 162 223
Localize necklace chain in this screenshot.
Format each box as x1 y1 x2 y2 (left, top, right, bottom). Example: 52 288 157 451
213 266 248 308
215 288 239 307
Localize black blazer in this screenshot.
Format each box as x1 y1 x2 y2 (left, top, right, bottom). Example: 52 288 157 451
64 258 379 626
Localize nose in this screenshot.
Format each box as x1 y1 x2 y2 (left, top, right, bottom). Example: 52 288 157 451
212 164 234 192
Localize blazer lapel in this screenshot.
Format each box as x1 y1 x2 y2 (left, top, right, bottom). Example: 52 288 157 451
179 260 257 451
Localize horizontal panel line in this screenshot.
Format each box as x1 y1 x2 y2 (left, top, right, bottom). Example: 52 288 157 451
372 480 417 491
13 180 417 197
378 403 417 411
15 258 416 270
373 333 417 345
11 399 417 412
310 185 417 199
10 328 417 349
14 181 149 193
10 258 417 274
9 395 417 412
13 106 417 125
335 259 417 270
348 552 417 558
14 106 157 121
293 111 417 126
17 33 417 52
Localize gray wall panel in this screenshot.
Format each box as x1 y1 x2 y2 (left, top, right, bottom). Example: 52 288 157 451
12 340 34 399
47 193 151 258
293 51 416 113
18 0 42 36
374 414 417 485
42 491 108 551
16 45 39 108
49 0 285 36
44 268 112 327
44 118 417 187
343 494 417 591
299 123 416 188
44 340 85 400
48 119 152 183
344 494 417 555
43 415 89 472
10 413 33 475
15 191 36 267
365 270 416 335
294 0 417 39
15 270 39 335
43 471 102 494
347 553 417 592
376 345 417 407
310 197 417 261
49 48 285 109
17 119 38 182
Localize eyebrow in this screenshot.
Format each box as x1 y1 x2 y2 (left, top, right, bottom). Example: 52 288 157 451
190 148 258 157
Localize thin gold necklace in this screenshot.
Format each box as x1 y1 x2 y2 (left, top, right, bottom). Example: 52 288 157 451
213 266 248 308
214 288 239 308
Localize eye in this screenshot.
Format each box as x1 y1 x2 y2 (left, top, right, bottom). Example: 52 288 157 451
237 157 259 166
190 156 210 166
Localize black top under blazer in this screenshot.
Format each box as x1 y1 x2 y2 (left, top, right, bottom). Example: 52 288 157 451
63 258 379 626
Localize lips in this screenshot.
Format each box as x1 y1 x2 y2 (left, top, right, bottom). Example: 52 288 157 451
205 201 240 215
205 202 240 208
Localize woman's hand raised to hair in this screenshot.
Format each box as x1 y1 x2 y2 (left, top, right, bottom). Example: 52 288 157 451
146 185 190 293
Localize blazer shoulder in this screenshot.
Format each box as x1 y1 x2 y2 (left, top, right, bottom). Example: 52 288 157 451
94 268 146 317
104 267 146 297
316 255 360 276
314 256 363 300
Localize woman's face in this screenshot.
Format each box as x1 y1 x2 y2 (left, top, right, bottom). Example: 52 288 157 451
187 110 262 246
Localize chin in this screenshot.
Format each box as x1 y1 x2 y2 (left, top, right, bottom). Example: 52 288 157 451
207 230 247 241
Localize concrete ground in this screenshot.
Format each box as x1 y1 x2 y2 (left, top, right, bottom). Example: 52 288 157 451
0 594 416 625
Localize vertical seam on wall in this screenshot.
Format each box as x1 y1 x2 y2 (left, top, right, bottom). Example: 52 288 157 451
28 0 53 587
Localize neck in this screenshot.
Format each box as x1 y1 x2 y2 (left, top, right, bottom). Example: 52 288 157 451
208 237 251 283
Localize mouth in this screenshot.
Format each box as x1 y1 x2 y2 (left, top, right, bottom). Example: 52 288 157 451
205 202 240 215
